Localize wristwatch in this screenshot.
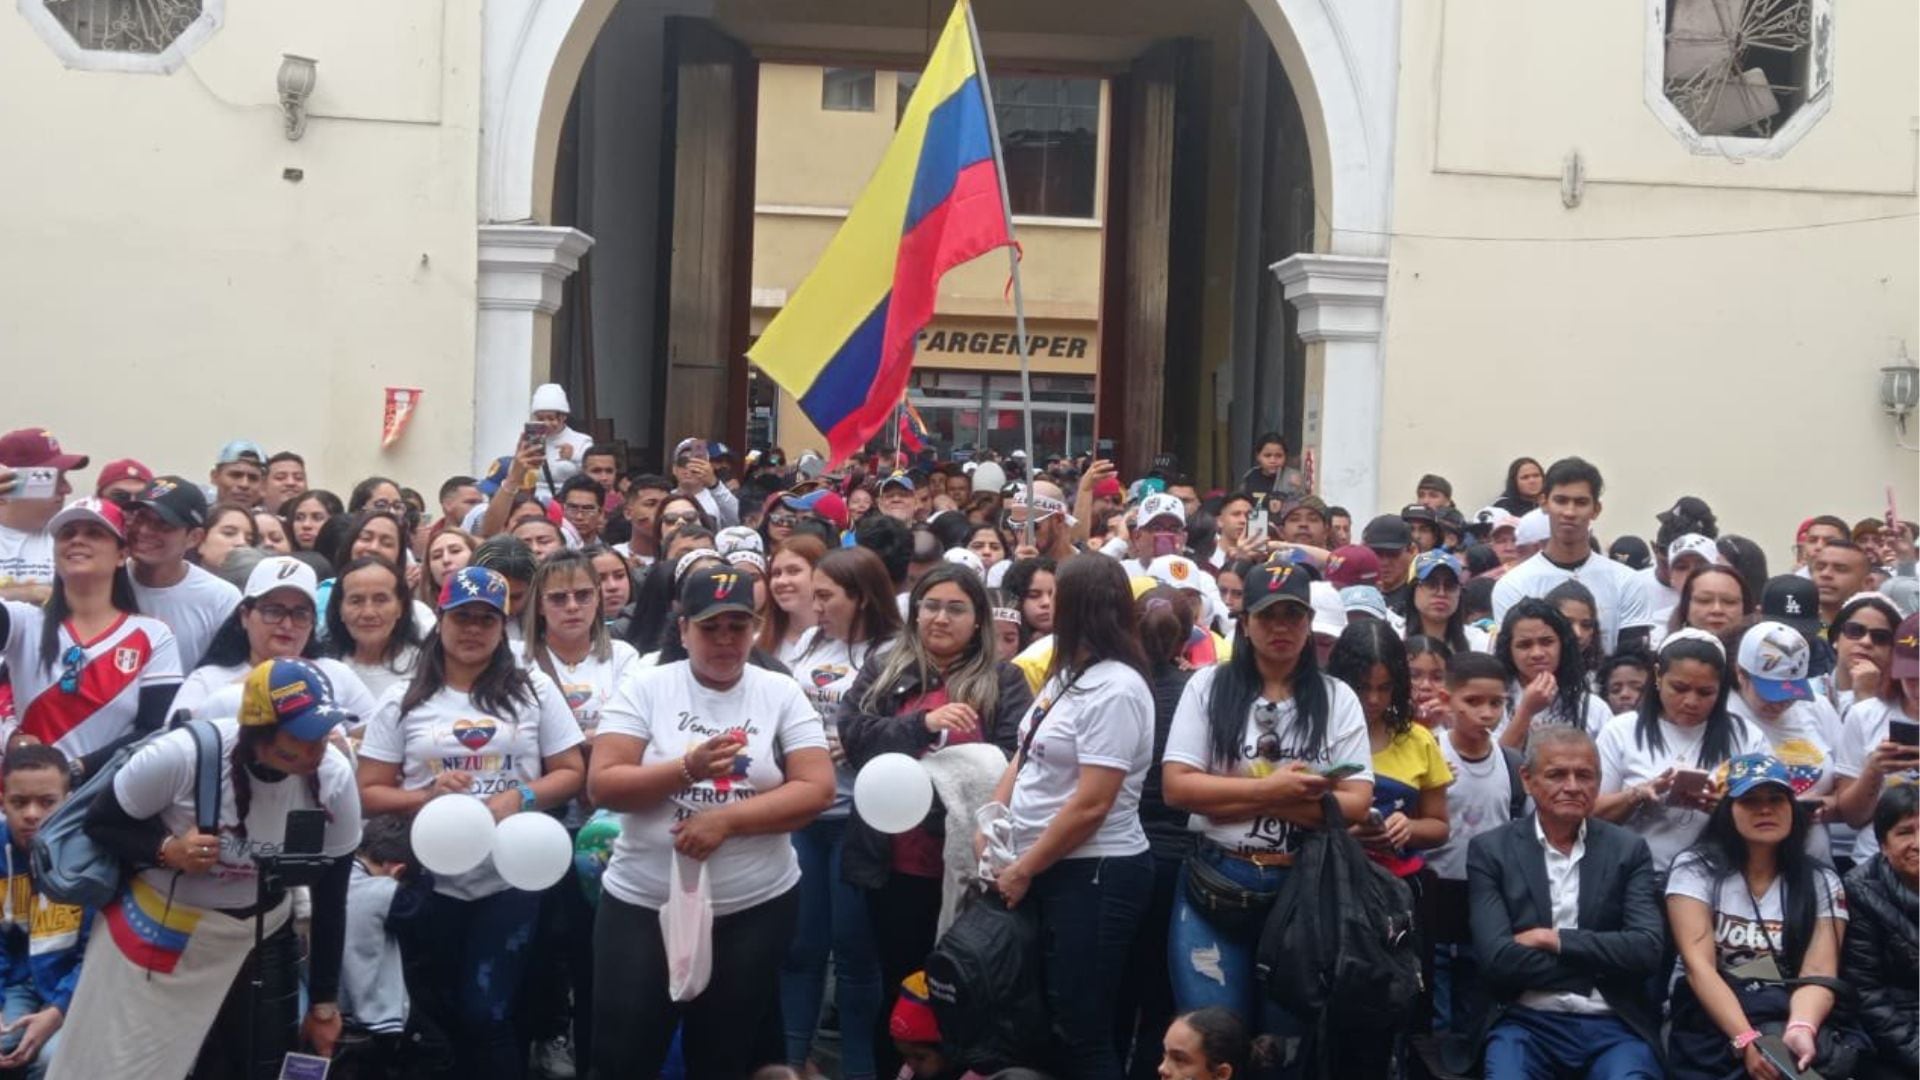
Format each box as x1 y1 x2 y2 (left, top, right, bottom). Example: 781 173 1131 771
515 781 537 813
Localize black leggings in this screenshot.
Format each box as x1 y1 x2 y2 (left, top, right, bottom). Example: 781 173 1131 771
590 886 799 1080
194 922 301 1080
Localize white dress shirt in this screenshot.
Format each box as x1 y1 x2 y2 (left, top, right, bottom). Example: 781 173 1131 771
1515 817 1613 1016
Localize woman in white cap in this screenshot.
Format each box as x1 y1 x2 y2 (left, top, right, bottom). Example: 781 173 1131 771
169 555 378 727
1726 621 1845 859
0 497 182 778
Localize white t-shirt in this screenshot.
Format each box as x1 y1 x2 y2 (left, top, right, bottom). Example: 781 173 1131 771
1009 661 1154 860
595 662 826 916
1666 852 1846 983
172 658 379 732
1162 666 1373 855
1595 711 1770 871
1728 694 1843 859
1 603 182 756
1639 566 1680 634
341 645 421 705
114 717 362 911
1492 551 1653 652
1832 696 1919 860
1495 681 1614 740
525 639 642 739
129 563 240 671
0 525 53 591
1428 734 1523 881
789 629 882 817
358 672 586 899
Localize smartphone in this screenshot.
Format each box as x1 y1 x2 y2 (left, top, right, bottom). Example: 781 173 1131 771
283 808 327 856
522 421 547 450
1317 762 1366 781
1753 1034 1813 1080
1364 808 1384 828
1667 768 1712 806
1095 437 1115 460
1247 507 1270 542
1890 717 1920 747
13 467 58 500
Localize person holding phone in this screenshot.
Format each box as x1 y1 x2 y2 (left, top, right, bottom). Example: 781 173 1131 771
1834 612 1920 863
57 658 361 1079
671 437 740 528
529 383 593 470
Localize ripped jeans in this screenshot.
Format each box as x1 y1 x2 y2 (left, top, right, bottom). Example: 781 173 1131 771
1166 845 1303 1050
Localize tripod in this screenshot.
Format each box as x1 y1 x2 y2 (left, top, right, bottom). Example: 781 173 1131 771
246 851 334 1079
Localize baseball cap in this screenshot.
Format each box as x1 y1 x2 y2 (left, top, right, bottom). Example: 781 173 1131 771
216 440 266 467
714 525 764 557
890 971 941 1044
48 496 125 541
1309 580 1347 637
1146 554 1205 590
239 658 352 742
1760 575 1822 642
680 563 758 623
1138 493 1186 528
1894 613 1919 680
1400 503 1437 526
1279 495 1329 524
672 437 709 462
0 429 87 472
1608 535 1652 571
1092 475 1123 499
970 461 1006 494
245 555 320 604
1361 514 1412 552
1666 533 1719 569
1724 753 1794 799
1513 509 1551 547
1736 621 1814 703
1325 545 1382 588
1413 549 1465 583
1340 585 1391 621
94 459 152 496
439 565 510 615
779 488 849 532
1656 496 1715 530
475 456 513 497
131 476 209 529
1434 507 1468 536
1416 474 1452 498
1242 558 1313 616
879 471 915 494
942 548 985 577
1476 507 1519 538
795 450 826 482
1129 477 1168 503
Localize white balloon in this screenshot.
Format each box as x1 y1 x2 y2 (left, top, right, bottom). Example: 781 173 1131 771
853 753 933 834
410 794 495 876
493 812 574 891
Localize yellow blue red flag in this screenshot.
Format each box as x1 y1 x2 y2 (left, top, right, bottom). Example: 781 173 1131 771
747 0 1011 464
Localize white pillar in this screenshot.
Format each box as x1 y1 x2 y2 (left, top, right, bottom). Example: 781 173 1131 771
1272 252 1389 518
475 224 594 472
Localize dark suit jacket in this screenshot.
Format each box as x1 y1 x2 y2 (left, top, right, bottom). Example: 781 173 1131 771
1447 815 1664 1072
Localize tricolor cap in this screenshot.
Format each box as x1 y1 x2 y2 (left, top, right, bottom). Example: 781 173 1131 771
1242 558 1312 616
1324 545 1382 588
439 565 510 615
1128 476 1167 503
889 971 941 1044
49 496 125 541
1667 533 1719 569
942 547 984 577
475 456 513 497
680 563 758 622
239 658 352 742
0 428 87 472
246 555 320 604
1413 549 1465 583
1138 492 1186 528
1513 509 1551 547
1893 612 1919 681
879 471 915 493
778 488 849 531
94 458 153 496
1736 621 1814 703
1724 753 1794 799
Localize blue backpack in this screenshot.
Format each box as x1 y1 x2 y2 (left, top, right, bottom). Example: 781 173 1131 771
31 719 224 909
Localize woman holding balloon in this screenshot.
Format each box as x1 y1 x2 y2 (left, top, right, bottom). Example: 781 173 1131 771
355 566 586 1080
587 563 835 1078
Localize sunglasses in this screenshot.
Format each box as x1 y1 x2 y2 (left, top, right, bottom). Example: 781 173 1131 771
57 644 86 695
768 512 799 529
544 588 598 610
1838 621 1895 646
660 511 702 526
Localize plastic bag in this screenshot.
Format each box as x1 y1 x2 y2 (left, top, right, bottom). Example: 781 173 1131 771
664 853 713 1002
973 802 1016 885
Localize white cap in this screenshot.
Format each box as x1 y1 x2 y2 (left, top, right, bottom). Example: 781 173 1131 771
49 497 124 542
1666 533 1719 568
1309 581 1348 637
715 526 764 557
1476 505 1520 535
971 462 1006 494
1138 493 1187 528
1514 508 1551 546
530 383 571 415
943 547 985 577
1735 620 1814 702
244 555 319 604
1147 555 1224 630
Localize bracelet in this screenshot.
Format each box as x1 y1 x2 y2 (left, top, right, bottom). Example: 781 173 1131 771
1731 1029 1763 1051
1785 1020 1817 1037
679 755 697 786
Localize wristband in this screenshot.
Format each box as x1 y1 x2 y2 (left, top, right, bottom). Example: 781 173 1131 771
1731 1029 1763 1051
515 781 537 812
679 755 697 786
1785 1020 1817 1037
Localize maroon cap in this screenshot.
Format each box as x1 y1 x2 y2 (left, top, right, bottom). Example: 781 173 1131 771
0 429 87 472
94 458 153 496
1324 545 1382 588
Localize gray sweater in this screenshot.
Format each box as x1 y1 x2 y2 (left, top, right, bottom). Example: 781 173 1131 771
341 860 411 1034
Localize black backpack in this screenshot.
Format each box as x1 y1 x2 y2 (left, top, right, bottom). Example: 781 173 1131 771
1255 793 1422 1030
922 889 1048 1071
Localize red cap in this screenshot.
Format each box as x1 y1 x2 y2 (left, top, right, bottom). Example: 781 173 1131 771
1093 475 1123 499
0 429 87 472
94 458 153 496
1325 545 1382 588
888 971 941 1044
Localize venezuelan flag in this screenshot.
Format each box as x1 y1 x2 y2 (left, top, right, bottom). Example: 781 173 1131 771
105 875 203 974
748 0 1011 464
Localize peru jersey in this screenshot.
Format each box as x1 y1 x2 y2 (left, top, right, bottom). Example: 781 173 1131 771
2 602 182 757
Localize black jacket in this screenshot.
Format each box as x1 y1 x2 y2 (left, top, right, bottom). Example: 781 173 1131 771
834 653 1032 891
1843 854 1918 1070
1139 663 1195 861
1447 815 1664 1073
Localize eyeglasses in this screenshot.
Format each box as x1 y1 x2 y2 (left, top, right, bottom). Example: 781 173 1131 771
768 512 799 529
254 603 316 627
563 503 601 518
57 645 86 695
918 599 974 621
367 499 406 514
1839 621 1895 646
1419 577 1460 594
544 588 598 610
661 511 702 527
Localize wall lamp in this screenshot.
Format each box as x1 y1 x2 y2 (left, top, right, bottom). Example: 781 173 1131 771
1881 343 1919 450
278 54 318 141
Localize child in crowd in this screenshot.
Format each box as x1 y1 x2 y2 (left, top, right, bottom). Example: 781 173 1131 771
0 745 88 1080
336 814 435 1079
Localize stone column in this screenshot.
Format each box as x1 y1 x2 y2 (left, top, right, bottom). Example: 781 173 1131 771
1272 252 1389 517
475 223 594 471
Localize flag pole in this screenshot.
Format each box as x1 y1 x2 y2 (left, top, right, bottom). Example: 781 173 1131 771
963 1 1038 549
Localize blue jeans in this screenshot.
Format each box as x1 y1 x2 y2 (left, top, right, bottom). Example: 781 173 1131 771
1484 1006 1661 1080
1030 851 1154 1080
1432 942 1482 1036
1 978 58 1080
422 887 544 1080
779 815 881 1080
1166 846 1303 1052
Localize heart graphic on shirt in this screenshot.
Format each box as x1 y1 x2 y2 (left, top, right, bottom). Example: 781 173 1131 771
452 718 497 750
811 666 844 689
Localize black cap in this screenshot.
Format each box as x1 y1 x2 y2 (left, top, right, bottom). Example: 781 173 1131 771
132 476 209 529
1362 514 1413 551
1434 507 1467 535
1462 543 1501 576
1149 451 1180 478
1241 558 1313 616
1607 535 1652 571
1416 473 1452 498
1760 575 1822 641
680 563 758 623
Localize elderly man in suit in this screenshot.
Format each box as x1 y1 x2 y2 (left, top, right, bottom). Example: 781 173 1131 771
1461 726 1665 1079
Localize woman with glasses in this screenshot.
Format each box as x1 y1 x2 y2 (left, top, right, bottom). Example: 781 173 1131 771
1161 558 1374 1066
195 501 260 570
760 535 827 664
1667 564 1753 642
358 565 587 1080
1824 592 1901 715
0 499 183 777
323 554 423 701
839 564 1033 1022
523 548 640 742
280 489 345 554
170 554 379 726
347 475 411 522
1408 550 1486 654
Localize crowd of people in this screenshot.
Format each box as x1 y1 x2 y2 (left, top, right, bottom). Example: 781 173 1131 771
0 392 1913 1080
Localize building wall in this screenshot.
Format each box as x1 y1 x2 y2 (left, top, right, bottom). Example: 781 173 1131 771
0 1 481 495
1380 1 1919 559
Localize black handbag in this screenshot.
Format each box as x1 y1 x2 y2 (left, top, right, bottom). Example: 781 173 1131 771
1181 847 1281 940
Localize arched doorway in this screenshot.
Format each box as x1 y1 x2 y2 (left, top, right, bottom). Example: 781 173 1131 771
475 0 1399 514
